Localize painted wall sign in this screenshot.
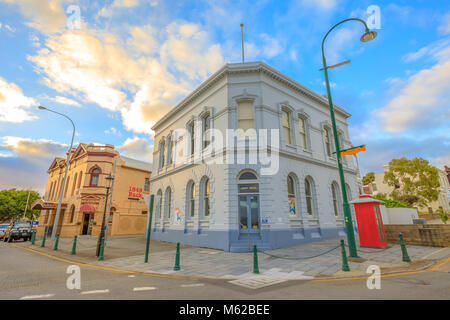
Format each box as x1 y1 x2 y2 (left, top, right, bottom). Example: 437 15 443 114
175 208 182 224
288 197 296 215
128 186 143 199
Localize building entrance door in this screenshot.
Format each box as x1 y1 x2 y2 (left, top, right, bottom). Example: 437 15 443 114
238 195 260 233
82 213 91 235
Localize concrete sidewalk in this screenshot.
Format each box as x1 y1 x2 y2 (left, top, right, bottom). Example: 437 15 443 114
16 234 450 280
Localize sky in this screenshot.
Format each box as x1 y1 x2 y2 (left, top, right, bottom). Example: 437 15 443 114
0 0 449 194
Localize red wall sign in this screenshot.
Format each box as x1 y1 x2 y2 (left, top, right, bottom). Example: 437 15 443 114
128 186 143 199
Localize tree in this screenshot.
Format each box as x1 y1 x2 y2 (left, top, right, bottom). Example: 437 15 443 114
362 172 375 185
0 189 41 223
383 157 440 208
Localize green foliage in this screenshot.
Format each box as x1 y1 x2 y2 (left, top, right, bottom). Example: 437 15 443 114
383 157 440 208
362 172 375 185
436 208 449 224
0 189 41 223
372 194 409 208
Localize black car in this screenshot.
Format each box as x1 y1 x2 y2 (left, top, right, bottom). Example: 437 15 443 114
3 222 33 242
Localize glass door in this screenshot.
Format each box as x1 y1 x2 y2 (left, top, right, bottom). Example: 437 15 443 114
239 195 260 233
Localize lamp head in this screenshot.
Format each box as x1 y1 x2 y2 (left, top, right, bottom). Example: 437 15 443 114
38 106 47 110
360 30 377 42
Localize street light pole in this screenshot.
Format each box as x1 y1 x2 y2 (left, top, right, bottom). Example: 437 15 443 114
96 175 114 257
38 106 76 240
321 18 377 258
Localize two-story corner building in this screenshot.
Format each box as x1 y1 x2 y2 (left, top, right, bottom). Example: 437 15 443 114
32 143 152 238
148 62 360 252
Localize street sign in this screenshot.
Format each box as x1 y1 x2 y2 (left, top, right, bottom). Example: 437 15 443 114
32 221 39 225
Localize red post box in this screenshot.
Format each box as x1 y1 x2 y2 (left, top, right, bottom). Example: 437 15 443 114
350 194 387 248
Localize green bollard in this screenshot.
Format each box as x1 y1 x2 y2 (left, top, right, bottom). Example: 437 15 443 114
340 239 350 272
30 230 36 245
98 237 105 261
173 242 180 271
71 235 77 255
41 232 47 248
53 234 60 251
253 245 260 274
399 233 411 262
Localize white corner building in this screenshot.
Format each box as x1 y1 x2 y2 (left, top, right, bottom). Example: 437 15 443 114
148 62 359 252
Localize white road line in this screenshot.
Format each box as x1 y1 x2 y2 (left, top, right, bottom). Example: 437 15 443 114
181 283 205 288
20 294 55 300
80 289 110 295
133 287 157 291
128 275 136 278
421 247 449 260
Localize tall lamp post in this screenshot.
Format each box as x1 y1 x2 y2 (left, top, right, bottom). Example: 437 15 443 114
321 19 377 258
38 106 76 240
96 175 114 257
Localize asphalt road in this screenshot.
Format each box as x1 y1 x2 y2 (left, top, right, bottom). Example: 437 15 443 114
0 241 449 300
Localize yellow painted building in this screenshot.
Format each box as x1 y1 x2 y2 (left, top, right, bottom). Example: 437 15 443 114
32 143 151 237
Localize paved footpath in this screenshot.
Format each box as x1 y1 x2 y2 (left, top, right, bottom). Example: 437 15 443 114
15 234 450 281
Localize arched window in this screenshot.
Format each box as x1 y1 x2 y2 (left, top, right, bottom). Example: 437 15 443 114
281 109 292 145
77 171 83 189
166 136 173 166
331 182 342 217
202 178 210 217
287 175 296 215
159 139 165 169
89 168 100 186
189 182 195 217
164 187 172 219
72 173 78 196
156 189 163 219
299 116 308 150
202 113 211 149
69 205 75 223
64 176 71 197
305 177 316 216
324 127 332 157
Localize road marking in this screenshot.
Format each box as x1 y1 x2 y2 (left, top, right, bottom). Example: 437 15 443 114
80 289 110 295
421 248 449 260
133 287 157 291
20 294 55 300
128 275 136 278
181 283 205 288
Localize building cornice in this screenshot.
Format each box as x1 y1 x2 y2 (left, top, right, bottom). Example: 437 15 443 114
152 61 351 131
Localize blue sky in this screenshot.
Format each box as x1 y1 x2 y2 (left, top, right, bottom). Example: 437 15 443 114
0 0 449 193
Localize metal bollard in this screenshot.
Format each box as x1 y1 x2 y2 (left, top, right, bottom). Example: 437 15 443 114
253 245 260 274
71 235 77 255
53 234 60 251
30 230 36 245
399 233 411 262
340 239 350 271
41 232 47 248
98 237 105 261
173 242 180 271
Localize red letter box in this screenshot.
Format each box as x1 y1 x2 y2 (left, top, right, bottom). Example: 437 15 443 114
350 194 387 248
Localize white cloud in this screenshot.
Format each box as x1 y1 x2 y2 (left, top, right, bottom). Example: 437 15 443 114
118 137 153 162
439 12 450 35
105 127 122 136
375 39 450 133
0 0 67 34
300 0 337 11
0 77 37 123
98 0 141 17
42 95 81 107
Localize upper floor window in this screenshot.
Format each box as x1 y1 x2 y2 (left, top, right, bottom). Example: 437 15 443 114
71 173 78 196
64 176 71 197
166 136 173 166
144 178 150 192
90 168 100 186
299 117 307 150
324 127 332 157
159 140 165 169
331 182 341 217
202 113 211 149
281 109 292 145
237 100 254 131
189 122 195 156
77 171 83 190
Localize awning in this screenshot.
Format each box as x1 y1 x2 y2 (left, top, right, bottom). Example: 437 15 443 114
80 204 96 213
31 199 68 210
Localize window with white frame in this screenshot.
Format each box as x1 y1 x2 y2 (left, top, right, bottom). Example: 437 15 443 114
187 181 195 218
159 140 165 169
299 116 307 150
281 109 292 145
202 113 211 149
305 177 315 216
331 182 342 217
167 135 173 165
188 121 195 156
237 100 254 130
164 187 171 219
324 127 332 157
202 178 210 217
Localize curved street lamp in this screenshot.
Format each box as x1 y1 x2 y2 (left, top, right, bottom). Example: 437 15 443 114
38 106 76 240
321 18 377 258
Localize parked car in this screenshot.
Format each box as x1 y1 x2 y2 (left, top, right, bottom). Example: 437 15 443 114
0 224 8 239
3 221 33 242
